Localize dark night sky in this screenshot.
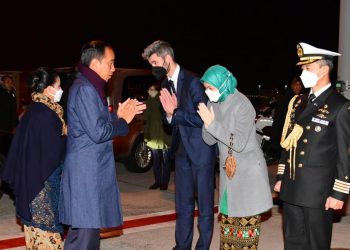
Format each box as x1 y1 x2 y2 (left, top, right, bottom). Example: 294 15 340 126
0 0 340 94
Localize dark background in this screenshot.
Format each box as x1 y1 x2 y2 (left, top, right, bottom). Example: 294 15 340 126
0 0 340 94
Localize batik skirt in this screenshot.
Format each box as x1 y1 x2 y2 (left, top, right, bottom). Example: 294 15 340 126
21 166 63 250
220 213 261 250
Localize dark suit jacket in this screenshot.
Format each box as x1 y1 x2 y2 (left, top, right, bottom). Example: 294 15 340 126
161 67 215 165
277 86 350 208
0 85 18 132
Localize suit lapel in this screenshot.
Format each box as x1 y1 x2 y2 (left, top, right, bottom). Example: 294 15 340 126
296 87 333 123
176 68 185 106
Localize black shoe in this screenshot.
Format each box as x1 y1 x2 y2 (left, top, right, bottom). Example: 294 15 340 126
160 184 168 190
149 183 160 190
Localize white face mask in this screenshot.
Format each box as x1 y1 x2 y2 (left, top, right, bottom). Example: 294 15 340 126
148 90 158 98
205 88 221 102
300 70 319 88
53 88 63 102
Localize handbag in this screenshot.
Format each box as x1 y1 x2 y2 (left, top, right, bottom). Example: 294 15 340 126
225 133 236 179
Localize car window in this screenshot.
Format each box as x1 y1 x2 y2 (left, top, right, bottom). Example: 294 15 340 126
121 75 158 102
246 95 275 118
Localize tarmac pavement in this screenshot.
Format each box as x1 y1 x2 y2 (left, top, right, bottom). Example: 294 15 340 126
0 162 350 250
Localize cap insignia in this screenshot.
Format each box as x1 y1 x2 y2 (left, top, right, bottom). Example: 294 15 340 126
297 45 303 57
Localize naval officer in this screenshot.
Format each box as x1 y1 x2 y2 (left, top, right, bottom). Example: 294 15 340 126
274 42 350 250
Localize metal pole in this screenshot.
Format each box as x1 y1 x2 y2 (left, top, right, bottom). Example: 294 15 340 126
338 0 350 99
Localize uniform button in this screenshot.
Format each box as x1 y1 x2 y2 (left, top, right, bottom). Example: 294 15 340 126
300 151 305 155
315 126 322 132
298 163 303 168
306 126 311 130
303 139 308 143
287 159 290 163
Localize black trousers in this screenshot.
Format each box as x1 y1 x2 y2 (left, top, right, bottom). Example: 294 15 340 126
283 202 333 250
64 227 100 250
151 148 171 185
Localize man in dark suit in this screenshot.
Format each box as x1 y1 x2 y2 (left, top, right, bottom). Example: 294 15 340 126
0 75 18 132
274 42 350 250
142 40 216 250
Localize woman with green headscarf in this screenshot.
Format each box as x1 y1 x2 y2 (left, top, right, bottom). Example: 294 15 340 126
197 65 273 250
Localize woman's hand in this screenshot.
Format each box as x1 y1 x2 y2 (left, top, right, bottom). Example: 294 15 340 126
197 103 215 128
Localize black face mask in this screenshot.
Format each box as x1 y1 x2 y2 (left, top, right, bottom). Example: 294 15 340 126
152 66 167 80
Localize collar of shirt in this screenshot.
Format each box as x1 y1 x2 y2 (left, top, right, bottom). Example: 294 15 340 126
167 64 180 91
310 83 331 98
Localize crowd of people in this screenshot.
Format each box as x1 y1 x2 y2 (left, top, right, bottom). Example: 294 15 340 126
0 39 349 250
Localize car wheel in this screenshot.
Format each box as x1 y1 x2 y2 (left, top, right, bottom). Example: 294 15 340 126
124 135 152 173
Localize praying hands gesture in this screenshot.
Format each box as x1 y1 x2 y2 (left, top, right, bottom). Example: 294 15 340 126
159 88 177 117
197 103 215 128
117 98 147 124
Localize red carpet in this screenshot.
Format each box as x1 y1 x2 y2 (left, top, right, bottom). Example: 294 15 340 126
0 206 218 249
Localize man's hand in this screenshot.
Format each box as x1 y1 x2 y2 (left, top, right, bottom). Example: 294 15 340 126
325 196 344 210
197 103 215 128
274 180 281 193
117 98 147 124
159 88 177 117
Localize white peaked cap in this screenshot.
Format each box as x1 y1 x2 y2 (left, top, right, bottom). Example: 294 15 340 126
296 42 341 65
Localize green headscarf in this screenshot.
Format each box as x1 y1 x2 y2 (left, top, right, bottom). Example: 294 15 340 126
200 65 237 102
